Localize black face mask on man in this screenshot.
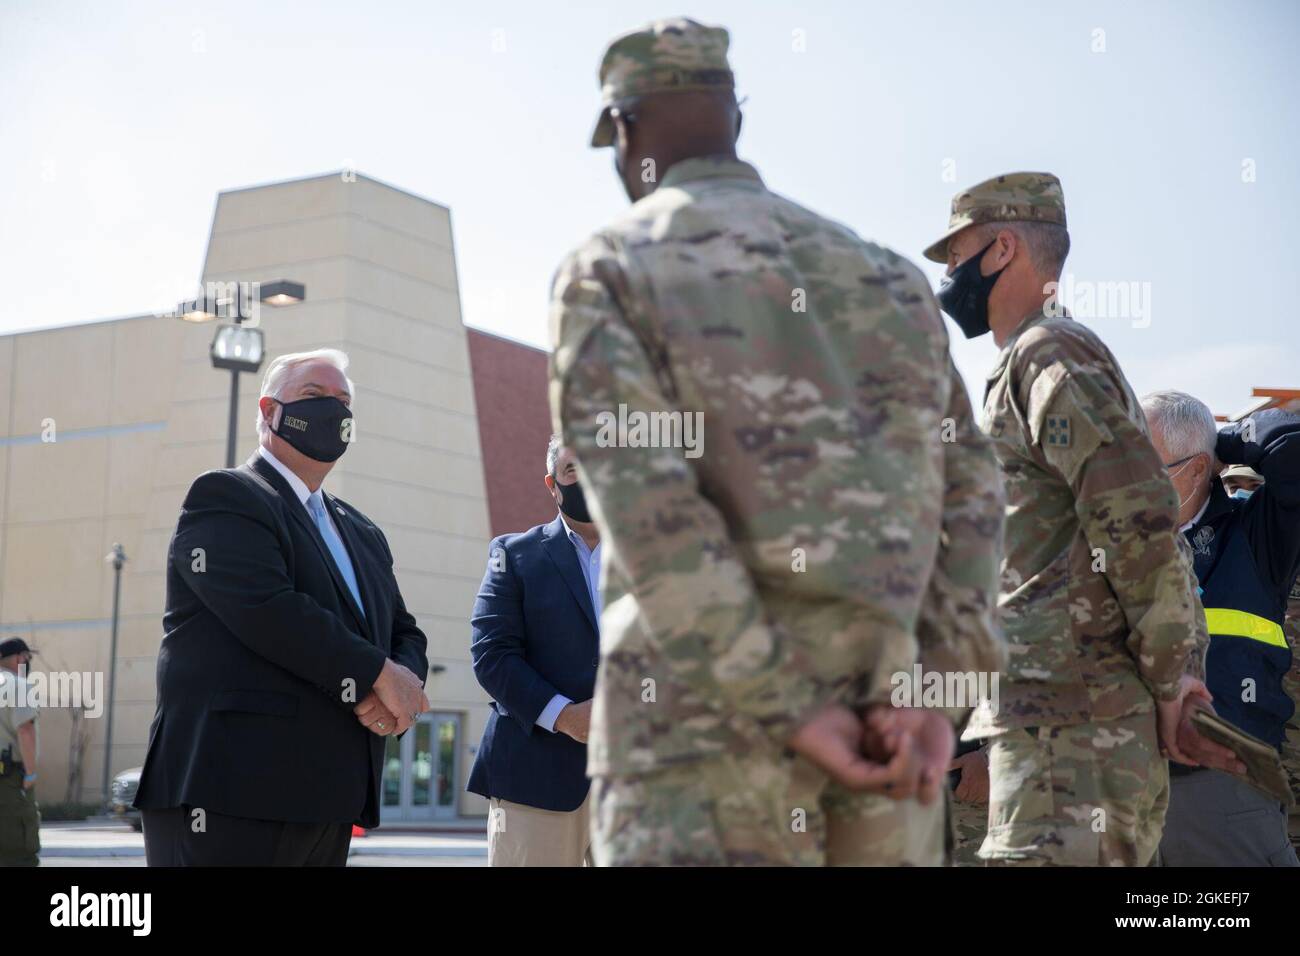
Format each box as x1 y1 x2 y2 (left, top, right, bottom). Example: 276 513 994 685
271 396 354 463
553 475 592 524
936 240 1007 339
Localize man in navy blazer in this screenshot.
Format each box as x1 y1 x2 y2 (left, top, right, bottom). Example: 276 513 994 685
468 437 600 866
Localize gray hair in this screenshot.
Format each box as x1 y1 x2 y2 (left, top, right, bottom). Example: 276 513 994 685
977 221 1071 278
255 348 353 437
546 434 562 477
1141 390 1217 461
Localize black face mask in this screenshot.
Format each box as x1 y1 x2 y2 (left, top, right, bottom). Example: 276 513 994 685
936 240 1006 339
553 476 592 523
272 396 354 463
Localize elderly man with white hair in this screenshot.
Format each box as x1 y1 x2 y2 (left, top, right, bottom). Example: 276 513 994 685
1142 389 1300 866
134 348 431 866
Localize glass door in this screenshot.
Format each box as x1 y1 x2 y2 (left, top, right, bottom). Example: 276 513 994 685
381 712 461 822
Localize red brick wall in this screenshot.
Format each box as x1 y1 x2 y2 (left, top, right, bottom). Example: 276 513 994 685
467 329 557 538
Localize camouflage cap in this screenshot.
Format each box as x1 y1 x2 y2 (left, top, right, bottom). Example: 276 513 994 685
589 18 734 148
923 172 1067 263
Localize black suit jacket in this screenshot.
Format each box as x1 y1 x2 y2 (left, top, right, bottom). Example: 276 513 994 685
134 452 428 828
466 516 599 812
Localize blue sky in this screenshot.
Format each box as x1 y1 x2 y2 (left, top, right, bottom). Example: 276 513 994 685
1 0 1296 415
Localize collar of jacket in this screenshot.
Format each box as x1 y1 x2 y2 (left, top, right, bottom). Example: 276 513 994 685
1190 476 1234 533
658 155 763 191
985 305 1074 385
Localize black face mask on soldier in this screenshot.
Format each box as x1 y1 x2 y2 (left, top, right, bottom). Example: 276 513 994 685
936 240 1007 339
271 396 354 463
553 475 592 524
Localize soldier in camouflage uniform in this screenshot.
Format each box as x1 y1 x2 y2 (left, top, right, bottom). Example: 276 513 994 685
925 173 1210 866
1286 583 1300 849
948 744 990 865
548 18 1007 866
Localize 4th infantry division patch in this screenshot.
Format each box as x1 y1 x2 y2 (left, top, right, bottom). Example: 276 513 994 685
1046 416 1071 447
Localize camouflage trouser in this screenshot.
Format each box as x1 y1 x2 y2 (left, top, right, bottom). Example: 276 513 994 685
591 751 946 866
1282 612 1300 848
982 713 1168 867
0 771 40 867
949 799 988 866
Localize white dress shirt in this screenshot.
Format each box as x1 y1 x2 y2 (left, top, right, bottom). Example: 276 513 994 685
258 446 342 538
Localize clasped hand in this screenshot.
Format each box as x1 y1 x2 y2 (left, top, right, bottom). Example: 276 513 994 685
354 659 431 737
786 703 955 805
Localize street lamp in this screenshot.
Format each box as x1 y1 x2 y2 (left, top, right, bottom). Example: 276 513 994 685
101 543 126 809
210 322 265 371
258 279 305 307
175 279 307 467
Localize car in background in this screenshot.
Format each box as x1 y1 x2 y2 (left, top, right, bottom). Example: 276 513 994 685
109 766 143 831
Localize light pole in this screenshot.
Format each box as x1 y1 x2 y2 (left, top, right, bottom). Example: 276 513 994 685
211 317 266 468
178 279 306 466
101 542 126 807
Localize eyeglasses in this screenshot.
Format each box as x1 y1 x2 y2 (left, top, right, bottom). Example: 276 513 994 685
1162 453 1200 471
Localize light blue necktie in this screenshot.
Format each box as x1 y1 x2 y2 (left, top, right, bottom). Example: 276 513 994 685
307 492 365 618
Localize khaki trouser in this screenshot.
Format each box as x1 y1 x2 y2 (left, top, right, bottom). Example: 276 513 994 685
591 751 946 866
982 713 1168 867
487 793 593 867
0 770 40 867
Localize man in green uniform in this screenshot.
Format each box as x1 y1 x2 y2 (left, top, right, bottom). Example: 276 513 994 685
0 638 40 867
926 173 1212 866
548 18 1006 866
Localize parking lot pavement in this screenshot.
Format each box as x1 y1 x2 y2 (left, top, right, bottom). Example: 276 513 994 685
37 821 488 867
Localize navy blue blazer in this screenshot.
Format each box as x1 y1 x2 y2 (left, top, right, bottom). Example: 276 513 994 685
466 515 599 812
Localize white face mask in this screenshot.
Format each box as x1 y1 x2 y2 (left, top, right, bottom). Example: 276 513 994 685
1165 455 1201 510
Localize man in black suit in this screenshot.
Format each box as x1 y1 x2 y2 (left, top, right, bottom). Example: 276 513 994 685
467 437 599 866
135 348 430 866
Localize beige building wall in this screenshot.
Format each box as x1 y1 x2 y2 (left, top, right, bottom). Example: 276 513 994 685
0 172 491 819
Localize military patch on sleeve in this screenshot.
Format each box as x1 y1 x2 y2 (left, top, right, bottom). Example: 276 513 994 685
1028 373 1112 486
1045 416 1071 448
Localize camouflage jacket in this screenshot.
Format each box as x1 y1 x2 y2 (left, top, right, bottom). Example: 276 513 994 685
965 309 1206 736
548 156 1006 775
1282 573 1300 801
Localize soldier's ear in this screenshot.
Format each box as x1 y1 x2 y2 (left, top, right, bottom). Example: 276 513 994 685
996 228 1018 268
612 111 633 151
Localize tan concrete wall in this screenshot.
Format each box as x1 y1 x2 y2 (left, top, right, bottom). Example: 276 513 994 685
0 173 491 818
